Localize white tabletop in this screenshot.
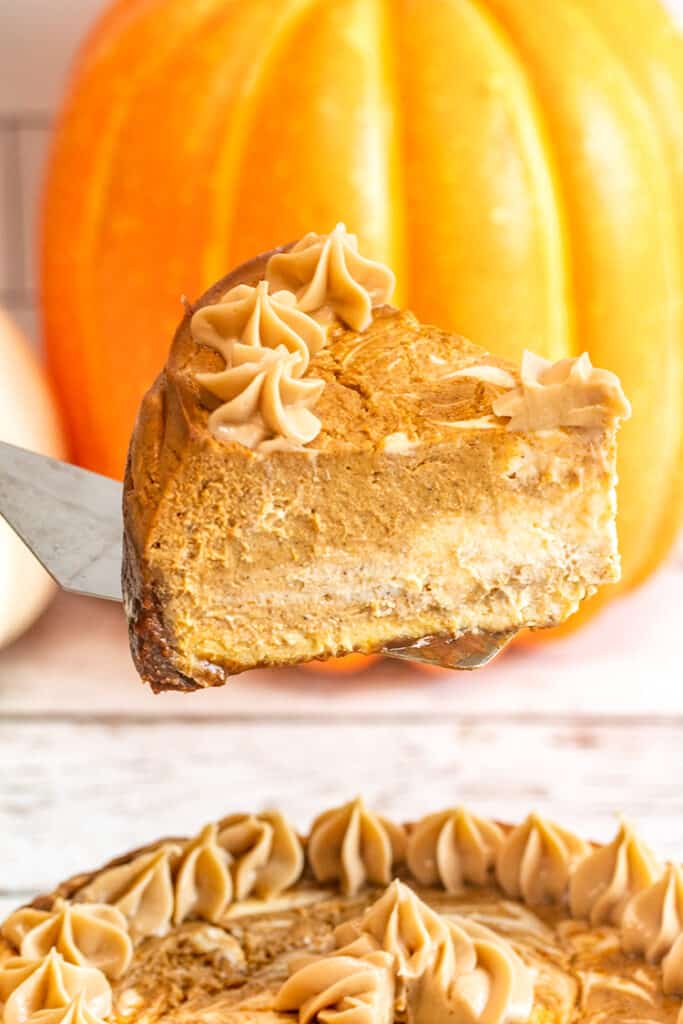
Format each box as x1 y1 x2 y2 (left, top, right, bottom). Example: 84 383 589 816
1 534 682 920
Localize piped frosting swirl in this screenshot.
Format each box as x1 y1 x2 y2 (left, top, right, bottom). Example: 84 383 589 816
194 283 326 449
266 223 395 332
496 813 590 906
569 820 661 925
279 881 533 1024
0 952 111 1024
492 350 631 431
173 823 232 926
19 993 108 1024
621 864 683 963
275 942 395 1024
1 901 131 980
663 933 683 996
75 844 181 942
307 798 406 897
217 810 304 901
407 807 504 891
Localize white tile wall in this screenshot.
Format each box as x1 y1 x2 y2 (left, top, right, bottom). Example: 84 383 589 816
0 0 682 351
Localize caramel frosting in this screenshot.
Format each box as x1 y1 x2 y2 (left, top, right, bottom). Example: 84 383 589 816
496 813 590 906
406 808 504 891
1 901 131 980
275 945 395 1024
333 880 474 984
663 933 683 996
622 865 683 963
307 799 406 897
407 917 534 1024
4 804 683 1024
217 811 304 901
22 993 107 1024
75 845 181 942
173 824 232 926
193 283 326 448
569 820 661 925
266 224 395 332
445 363 517 389
0 952 111 1024
291 881 533 1024
492 350 631 431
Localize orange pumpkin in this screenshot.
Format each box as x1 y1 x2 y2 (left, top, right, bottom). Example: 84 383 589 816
42 0 683 649
0 310 66 648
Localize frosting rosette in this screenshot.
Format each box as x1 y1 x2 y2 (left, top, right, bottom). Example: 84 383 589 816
569 820 661 925
173 823 232 926
194 283 326 448
0 951 111 1024
407 917 534 1024
663 932 683 997
333 880 476 985
75 844 181 942
266 223 395 332
407 808 504 891
192 284 325 452
192 281 326 361
217 810 303 900
283 881 534 1024
1 900 131 980
621 864 683 963
275 945 395 1024
307 799 406 897
496 813 589 906
19 993 107 1024
492 350 631 430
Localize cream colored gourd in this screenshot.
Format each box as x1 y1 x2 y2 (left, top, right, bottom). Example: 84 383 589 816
0 309 65 648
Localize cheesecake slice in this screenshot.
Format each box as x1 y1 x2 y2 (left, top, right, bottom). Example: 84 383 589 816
123 225 630 691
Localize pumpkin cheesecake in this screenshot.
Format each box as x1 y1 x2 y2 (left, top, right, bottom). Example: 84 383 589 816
2 801 682 1023
123 224 631 691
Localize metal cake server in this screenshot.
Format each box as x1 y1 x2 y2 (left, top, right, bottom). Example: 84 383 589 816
0 440 515 669
0 441 123 602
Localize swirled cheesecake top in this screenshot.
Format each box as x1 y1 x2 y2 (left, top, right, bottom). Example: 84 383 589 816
1 802 681 1024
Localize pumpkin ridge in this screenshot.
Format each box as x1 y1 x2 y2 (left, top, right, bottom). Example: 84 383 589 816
391 0 570 363
377 0 409 304
224 0 403 276
465 0 576 362
201 0 320 284
43 0 217 474
571 0 683 587
482 0 682 595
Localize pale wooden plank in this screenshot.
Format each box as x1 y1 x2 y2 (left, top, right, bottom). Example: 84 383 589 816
1 537 682 718
1 717 682 900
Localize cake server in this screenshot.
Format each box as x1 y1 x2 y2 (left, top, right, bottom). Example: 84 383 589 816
0 440 516 668
0 440 123 602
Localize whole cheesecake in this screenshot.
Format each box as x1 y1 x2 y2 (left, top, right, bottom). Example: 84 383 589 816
1 802 682 1024
123 224 631 691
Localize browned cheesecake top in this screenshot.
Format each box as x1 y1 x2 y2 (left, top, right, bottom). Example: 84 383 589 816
175 224 629 456
2 802 682 1024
